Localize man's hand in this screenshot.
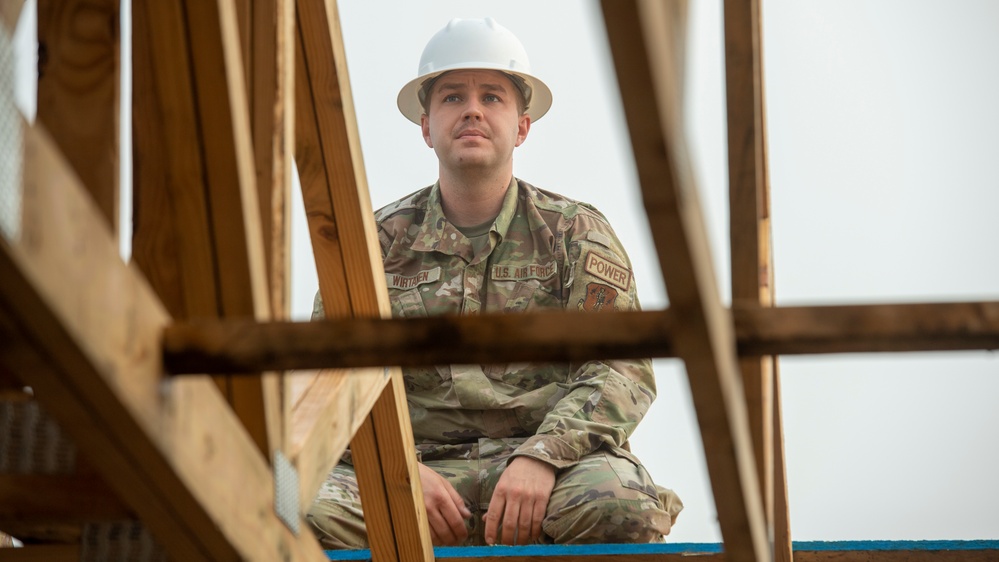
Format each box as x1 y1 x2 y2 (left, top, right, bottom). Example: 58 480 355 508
418 462 472 545
484 456 557 545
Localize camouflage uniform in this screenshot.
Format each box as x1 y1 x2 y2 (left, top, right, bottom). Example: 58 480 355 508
308 179 681 548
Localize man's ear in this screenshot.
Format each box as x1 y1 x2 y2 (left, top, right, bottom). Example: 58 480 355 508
514 114 531 147
421 114 433 148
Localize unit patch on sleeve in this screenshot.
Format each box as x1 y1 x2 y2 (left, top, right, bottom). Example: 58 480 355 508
583 251 631 291
385 267 441 290
577 282 618 312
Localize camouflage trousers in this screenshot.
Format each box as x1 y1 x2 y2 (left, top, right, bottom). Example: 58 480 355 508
307 438 682 549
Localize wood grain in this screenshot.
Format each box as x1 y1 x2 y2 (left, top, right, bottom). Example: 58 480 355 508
36 0 119 236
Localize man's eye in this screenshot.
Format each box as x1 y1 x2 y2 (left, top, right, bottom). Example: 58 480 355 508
444 94 461 102
484 94 500 102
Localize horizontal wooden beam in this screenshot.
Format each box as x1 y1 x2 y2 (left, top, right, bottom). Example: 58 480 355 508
164 310 672 372
737 302 999 355
0 473 129 523
161 301 999 373
0 544 80 561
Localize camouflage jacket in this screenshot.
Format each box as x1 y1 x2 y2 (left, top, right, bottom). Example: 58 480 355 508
315 178 656 469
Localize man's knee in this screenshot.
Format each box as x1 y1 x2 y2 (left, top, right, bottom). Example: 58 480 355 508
543 496 672 543
306 499 368 550
542 449 679 544
307 463 368 550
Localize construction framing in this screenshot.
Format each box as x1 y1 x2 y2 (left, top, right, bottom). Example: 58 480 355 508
0 1 995 561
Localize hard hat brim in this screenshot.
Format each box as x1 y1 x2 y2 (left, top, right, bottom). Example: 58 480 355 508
397 67 553 125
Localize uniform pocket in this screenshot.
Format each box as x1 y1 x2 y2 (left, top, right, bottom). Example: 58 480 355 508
604 447 662 502
389 288 428 318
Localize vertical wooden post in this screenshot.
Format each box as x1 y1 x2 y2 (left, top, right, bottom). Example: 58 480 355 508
36 0 120 237
240 0 295 454
132 0 282 458
294 0 433 559
724 0 792 560
602 1 770 560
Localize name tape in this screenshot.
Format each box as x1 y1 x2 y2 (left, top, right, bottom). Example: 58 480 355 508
386 267 441 290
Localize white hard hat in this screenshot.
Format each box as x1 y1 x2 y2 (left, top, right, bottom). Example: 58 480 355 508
397 18 553 125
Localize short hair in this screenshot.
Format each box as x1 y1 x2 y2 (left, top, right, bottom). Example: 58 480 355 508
419 72 529 117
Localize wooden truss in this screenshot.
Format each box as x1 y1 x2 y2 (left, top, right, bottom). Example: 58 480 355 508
0 1 996 561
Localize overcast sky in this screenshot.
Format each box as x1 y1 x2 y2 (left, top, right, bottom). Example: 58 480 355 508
11 0 999 545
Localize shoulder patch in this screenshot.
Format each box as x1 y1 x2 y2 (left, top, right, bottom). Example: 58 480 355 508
583 251 631 292
577 282 619 312
386 267 441 290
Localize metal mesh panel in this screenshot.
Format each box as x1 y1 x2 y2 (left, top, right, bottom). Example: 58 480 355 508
81 521 168 562
274 449 301 533
0 23 22 242
0 400 77 474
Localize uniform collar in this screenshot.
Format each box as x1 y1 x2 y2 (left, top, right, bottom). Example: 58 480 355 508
413 178 520 256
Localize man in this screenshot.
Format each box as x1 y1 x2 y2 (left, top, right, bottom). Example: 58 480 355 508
308 17 681 548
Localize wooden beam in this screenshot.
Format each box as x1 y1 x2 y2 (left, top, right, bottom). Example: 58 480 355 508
131 0 280 457
723 0 788 557
232 0 294 321
294 0 432 559
131 0 219 321
162 300 999 373
0 1 25 32
249 0 294 321
0 123 326 561
165 311 673 372
246 0 295 452
601 2 769 561
0 545 80 561
736 302 999 355
772 363 792 561
0 474 129 522
289 367 385 511
36 0 120 236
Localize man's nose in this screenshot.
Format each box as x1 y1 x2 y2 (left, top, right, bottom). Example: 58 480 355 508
462 100 483 120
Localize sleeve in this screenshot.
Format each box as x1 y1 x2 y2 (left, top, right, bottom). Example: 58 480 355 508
511 212 656 469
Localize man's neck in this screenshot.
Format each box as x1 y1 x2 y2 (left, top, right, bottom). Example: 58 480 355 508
438 167 512 227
